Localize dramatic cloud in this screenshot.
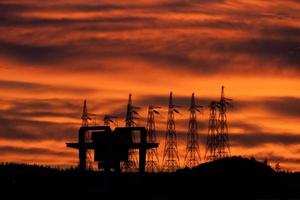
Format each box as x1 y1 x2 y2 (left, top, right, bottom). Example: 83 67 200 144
230 133 300 147
0 0 300 170
0 0 300 75
236 97 300 118
253 152 300 167
0 80 97 95
0 116 77 141
0 146 73 157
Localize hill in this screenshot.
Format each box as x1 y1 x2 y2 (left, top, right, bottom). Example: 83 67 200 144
182 156 275 175
0 157 299 199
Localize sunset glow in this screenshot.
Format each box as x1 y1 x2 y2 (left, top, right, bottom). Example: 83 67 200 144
0 0 300 171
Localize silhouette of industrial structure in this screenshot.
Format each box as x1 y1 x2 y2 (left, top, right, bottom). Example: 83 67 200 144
122 94 140 172
217 86 232 158
67 125 159 172
82 100 98 129
66 86 232 173
205 101 219 160
205 86 232 160
80 100 96 170
146 105 160 172
184 93 202 168
67 98 158 172
162 92 181 172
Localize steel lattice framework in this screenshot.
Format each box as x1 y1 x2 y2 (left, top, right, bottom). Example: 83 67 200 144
216 86 232 158
122 94 139 172
205 86 232 160
81 100 96 170
81 100 90 127
184 93 202 168
145 106 160 172
162 92 180 172
205 101 219 161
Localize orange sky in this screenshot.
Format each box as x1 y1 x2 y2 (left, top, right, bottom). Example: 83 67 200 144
0 0 300 171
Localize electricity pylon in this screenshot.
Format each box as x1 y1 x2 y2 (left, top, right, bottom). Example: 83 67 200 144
162 92 180 172
205 101 219 161
146 105 160 172
217 86 232 158
81 100 96 170
122 94 139 172
184 93 202 168
205 86 232 160
81 100 96 127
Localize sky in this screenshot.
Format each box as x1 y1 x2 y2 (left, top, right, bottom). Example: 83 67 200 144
0 0 300 170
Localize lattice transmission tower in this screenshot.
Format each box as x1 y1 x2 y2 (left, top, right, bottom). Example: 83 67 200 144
184 93 202 168
205 86 232 160
81 100 96 127
217 86 232 158
81 100 96 170
162 92 180 172
122 94 139 172
145 105 160 172
204 101 219 161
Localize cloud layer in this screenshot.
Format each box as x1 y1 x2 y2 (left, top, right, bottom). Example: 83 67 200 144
0 0 300 170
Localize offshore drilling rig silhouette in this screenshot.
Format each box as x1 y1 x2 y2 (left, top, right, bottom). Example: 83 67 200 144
66 86 232 173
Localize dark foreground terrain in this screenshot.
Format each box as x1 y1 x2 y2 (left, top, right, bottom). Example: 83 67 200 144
1 157 300 199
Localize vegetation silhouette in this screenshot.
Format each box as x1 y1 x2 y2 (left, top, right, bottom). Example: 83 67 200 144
1 157 300 199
